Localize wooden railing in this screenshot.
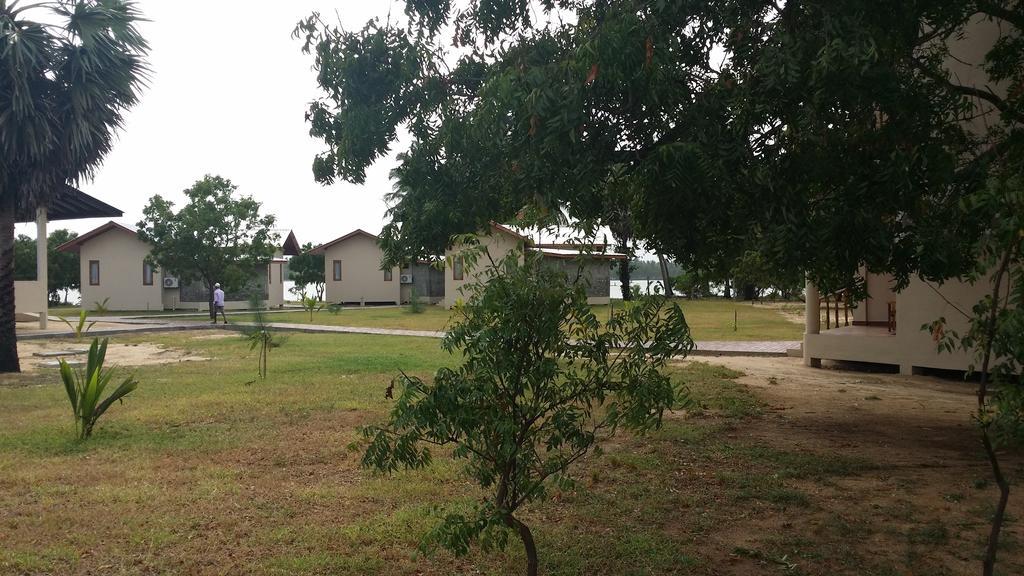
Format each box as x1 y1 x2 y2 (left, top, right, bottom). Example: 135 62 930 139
821 289 850 330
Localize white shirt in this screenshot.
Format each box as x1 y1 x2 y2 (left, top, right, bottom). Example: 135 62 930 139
213 288 225 306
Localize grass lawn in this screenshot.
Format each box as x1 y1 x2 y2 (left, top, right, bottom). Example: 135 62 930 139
163 298 804 341
2 329 1004 575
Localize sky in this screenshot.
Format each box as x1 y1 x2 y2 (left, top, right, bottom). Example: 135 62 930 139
19 1 404 246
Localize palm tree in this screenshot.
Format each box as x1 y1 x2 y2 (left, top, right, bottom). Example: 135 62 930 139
0 1 148 372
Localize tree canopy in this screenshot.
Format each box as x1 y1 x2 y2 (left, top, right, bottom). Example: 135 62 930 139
296 1 1021 296
13 230 80 303
288 242 325 300
137 175 278 305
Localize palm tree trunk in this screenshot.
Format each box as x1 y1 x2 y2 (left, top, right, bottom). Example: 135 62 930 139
0 195 22 372
657 254 674 298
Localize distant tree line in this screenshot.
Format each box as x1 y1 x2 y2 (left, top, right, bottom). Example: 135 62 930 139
631 255 802 301
14 230 80 304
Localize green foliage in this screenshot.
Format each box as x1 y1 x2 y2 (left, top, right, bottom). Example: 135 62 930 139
408 287 425 313
0 1 148 373
92 297 110 314
59 338 139 439
296 0 1020 296
361 249 694 573
13 230 81 303
926 164 1024 575
931 169 1024 446
13 235 35 281
59 310 95 341
47 229 80 303
289 242 325 300
327 303 343 315
137 175 278 302
730 250 803 301
299 293 323 322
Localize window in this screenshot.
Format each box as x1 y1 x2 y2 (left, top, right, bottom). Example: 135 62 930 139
143 262 154 286
89 260 100 286
384 268 393 281
333 260 342 281
453 257 464 281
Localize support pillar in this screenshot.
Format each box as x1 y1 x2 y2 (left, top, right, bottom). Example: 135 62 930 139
36 207 47 330
803 277 820 367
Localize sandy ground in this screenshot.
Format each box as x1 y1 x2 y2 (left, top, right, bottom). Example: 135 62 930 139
692 356 978 459
17 339 208 372
676 356 1023 574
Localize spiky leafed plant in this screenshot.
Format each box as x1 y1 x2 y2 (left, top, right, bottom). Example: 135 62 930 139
59 309 95 340
60 337 138 439
0 1 149 372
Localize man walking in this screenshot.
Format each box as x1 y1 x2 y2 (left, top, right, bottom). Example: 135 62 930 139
212 283 228 324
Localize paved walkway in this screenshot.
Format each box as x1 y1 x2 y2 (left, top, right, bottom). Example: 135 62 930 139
18 315 800 357
692 340 801 357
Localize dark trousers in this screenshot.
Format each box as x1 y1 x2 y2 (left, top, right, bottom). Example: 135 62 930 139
214 305 227 323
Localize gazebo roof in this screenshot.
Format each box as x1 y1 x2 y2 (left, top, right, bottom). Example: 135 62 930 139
17 184 123 223
281 230 301 256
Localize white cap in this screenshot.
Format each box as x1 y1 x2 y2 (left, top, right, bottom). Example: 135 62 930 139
214 283 220 288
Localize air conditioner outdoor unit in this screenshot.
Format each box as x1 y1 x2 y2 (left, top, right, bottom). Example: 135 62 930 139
399 274 413 284
162 276 179 288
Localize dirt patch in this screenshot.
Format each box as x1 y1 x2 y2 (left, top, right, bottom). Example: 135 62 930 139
670 356 1022 575
753 301 806 325
18 340 209 373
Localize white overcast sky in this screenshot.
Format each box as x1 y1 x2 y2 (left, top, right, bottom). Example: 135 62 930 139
21 1 404 246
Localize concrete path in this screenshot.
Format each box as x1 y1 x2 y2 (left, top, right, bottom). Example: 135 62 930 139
691 340 801 357
18 316 800 357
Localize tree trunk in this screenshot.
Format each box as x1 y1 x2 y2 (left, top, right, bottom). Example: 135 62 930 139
741 283 756 301
507 515 538 576
978 243 1016 576
618 258 632 301
208 283 216 321
0 195 21 372
723 279 731 299
657 254 674 298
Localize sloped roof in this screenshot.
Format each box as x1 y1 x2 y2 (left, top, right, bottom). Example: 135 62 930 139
532 247 627 260
308 229 378 254
17 184 122 224
56 221 139 253
281 230 301 256
488 221 531 242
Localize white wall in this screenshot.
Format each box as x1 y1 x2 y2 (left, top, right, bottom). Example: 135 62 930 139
806 274 994 374
323 234 400 304
14 280 45 317
444 230 523 308
79 229 164 311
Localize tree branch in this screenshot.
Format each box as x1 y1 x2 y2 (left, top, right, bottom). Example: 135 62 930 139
976 1 1024 30
910 57 1022 126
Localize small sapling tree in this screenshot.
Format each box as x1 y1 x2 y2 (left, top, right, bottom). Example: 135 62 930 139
928 169 1024 575
299 293 323 321
361 249 694 575
241 296 281 381
289 243 325 301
